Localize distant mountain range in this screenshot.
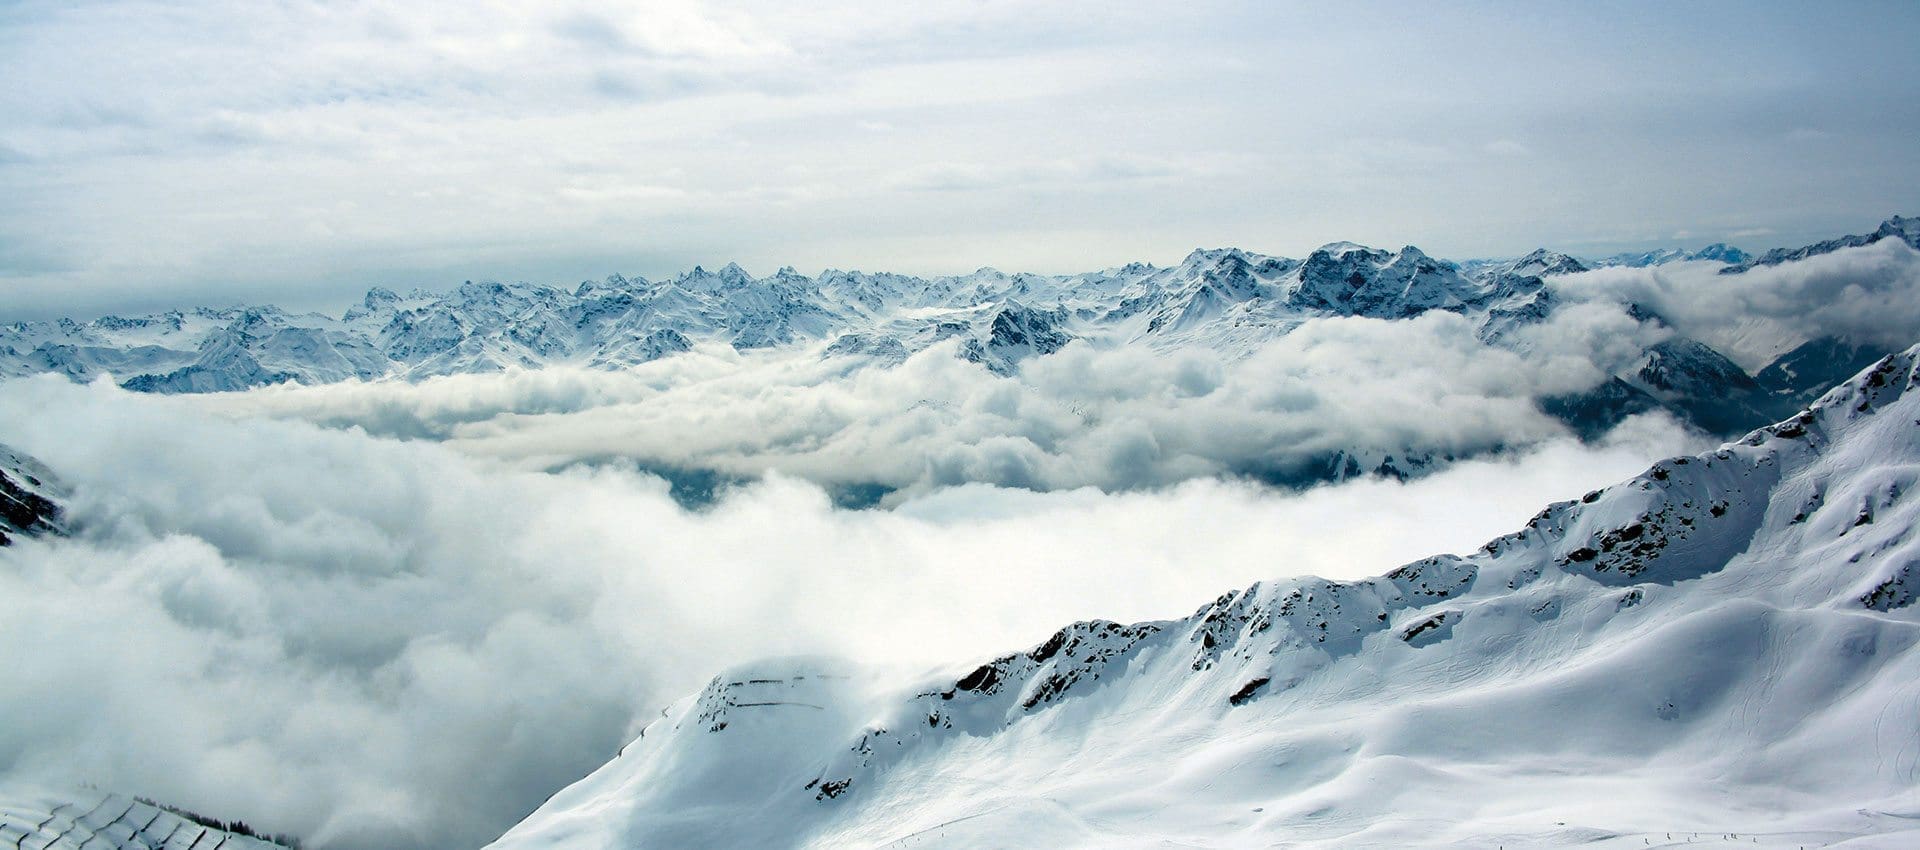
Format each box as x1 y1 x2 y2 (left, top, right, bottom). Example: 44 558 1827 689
1588 242 1751 268
1721 214 1920 274
6 222 1920 849
4 217 1915 474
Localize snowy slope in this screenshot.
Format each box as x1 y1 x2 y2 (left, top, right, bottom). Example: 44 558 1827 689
489 345 1920 850
0 786 294 850
0 443 63 546
1755 336 1889 412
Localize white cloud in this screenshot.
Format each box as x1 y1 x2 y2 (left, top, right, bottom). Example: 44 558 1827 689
188 310 1656 501
1551 238 1920 369
0 372 1700 849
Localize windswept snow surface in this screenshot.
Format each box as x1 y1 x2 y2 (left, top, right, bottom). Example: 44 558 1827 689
491 347 1920 849
0 785 290 850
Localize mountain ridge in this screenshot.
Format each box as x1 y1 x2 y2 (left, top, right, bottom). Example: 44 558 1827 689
487 343 1920 849
3 218 1911 497
9 221 1908 386
13 221 1902 393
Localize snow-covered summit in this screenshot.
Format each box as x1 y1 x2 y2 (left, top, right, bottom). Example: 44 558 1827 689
1592 243 1754 268
1498 247 1590 279
1280 243 1484 318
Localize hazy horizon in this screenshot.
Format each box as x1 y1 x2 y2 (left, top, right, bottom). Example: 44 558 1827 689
4 1 1918 321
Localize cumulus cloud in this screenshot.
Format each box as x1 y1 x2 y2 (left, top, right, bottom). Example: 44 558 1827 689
198 310 1662 502
0 373 1701 849
1551 238 1920 370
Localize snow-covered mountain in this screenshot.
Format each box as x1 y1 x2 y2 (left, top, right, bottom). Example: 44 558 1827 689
0 443 63 546
2 219 1908 448
0 786 296 850
1590 242 1752 268
1755 336 1890 411
1721 214 1919 274
489 345 1920 849
0 239 1717 390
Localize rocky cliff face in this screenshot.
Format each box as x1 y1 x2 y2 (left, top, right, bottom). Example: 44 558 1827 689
0 443 63 546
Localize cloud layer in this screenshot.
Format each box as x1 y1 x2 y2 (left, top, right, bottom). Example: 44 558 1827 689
198 307 1674 501
1552 239 1920 370
0 373 1700 849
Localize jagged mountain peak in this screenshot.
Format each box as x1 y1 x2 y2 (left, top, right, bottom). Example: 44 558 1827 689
344 286 405 320
1284 241 1479 318
1309 240 1373 257
1 220 1905 450
1876 213 1916 239
1688 242 1750 264
1505 247 1589 278
1178 246 1244 264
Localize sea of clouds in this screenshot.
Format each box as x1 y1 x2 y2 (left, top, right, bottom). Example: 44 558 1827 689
4 238 1918 849
177 238 1920 503
0 367 1700 849
200 303 1670 502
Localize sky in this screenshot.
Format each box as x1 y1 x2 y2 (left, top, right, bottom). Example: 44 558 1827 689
2 0 1918 321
